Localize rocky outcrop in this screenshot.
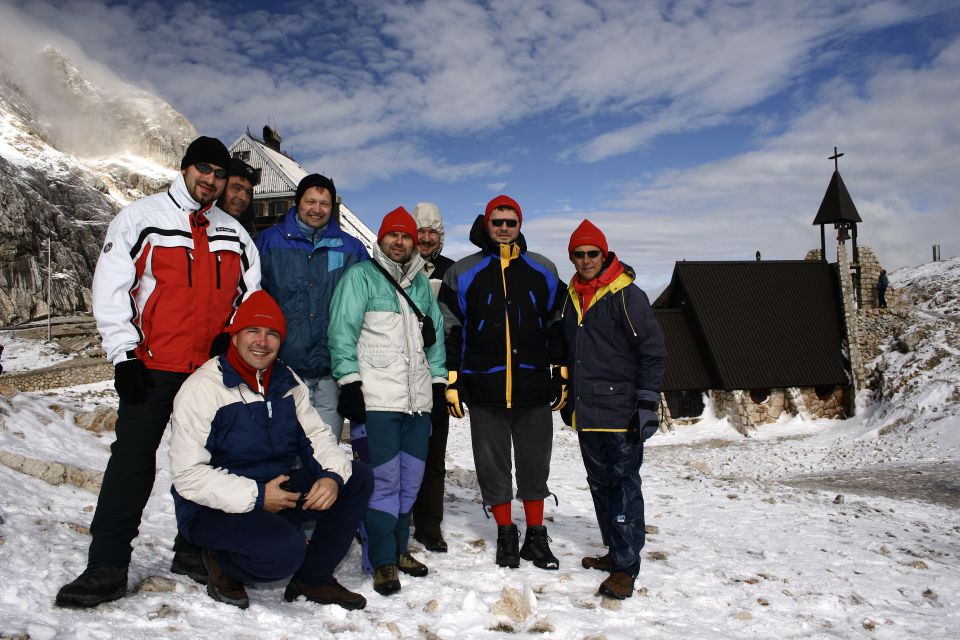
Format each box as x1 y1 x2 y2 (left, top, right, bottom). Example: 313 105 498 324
0 47 196 325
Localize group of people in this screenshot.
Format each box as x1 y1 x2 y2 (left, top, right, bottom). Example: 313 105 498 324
54 135 666 612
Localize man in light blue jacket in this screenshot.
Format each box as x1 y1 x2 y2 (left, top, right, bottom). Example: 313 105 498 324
328 207 446 597
256 174 368 443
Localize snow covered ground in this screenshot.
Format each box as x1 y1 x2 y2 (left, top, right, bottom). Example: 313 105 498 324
0 258 957 639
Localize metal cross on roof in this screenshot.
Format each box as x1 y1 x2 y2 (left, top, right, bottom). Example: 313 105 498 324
829 146 844 171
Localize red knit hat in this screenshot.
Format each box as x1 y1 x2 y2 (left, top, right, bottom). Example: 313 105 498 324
229 290 286 341
377 206 418 243
568 219 608 259
484 195 522 226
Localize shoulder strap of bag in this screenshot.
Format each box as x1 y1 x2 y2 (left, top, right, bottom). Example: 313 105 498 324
369 258 425 320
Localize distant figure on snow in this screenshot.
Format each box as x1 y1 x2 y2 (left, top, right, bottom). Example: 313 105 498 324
878 269 889 309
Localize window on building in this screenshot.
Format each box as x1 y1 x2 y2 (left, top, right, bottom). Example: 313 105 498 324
271 200 287 215
749 389 770 404
665 390 705 418
231 150 251 161
815 385 835 400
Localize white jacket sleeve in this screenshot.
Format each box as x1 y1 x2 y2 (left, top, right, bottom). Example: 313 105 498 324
291 381 352 484
237 227 262 302
170 373 261 513
91 209 143 364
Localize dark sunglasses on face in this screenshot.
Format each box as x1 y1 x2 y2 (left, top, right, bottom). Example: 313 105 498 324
572 249 603 259
194 162 227 179
490 218 518 228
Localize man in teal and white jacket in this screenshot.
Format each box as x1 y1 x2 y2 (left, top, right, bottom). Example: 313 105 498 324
328 207 446 597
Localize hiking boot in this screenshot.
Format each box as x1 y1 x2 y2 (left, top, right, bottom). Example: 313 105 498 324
284 578 366 610
398 552 428 577
373 564 401 596
599 571 635 599
581 551 612 572
413 529 448 552
171 549 207 584
519 525 559 570
202 549 249 609
495 524 520 568
55 564 128 608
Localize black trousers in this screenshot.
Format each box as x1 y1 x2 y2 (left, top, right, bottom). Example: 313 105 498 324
411 399 450 535
88 369 189 567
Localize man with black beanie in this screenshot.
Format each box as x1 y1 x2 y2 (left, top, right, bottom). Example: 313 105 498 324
217 157 260 235
55 136 261 608
256 173 368 445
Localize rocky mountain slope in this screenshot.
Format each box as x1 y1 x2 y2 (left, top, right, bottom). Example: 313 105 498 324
0 47 196 325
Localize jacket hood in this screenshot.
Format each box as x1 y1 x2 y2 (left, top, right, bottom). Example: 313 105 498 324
413 202 445 259
468 214 528 254
281 207 345 240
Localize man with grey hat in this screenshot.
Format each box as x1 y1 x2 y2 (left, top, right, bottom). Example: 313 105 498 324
410 202 455 552
55 136 261 609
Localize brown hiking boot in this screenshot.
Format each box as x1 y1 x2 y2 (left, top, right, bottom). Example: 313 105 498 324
202 549 249 609
598 571 635 599
373 564 401 596
284 578 366 610
582 551 612 572
398 552 428 577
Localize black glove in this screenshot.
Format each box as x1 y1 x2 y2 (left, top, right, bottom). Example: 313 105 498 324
337 381 366 423
114 357 150 404
432 382 447 410
209 331 231 357
627 391 660 444
445 371 465 418
549 365 569 411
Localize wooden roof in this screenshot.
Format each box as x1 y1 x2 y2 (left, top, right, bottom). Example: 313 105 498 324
813 170 862 225
227 131 376 250
653 260 850 391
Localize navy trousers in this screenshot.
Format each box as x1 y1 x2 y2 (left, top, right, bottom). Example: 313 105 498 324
578 431 645 578
184 462 373 585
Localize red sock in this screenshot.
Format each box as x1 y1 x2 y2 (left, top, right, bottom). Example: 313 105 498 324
523 499 544 527
490 502 512 526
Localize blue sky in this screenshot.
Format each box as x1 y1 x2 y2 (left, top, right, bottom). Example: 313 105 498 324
3 0 960 292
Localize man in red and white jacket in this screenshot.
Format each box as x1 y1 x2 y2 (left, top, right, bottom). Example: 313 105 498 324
56 136 261 609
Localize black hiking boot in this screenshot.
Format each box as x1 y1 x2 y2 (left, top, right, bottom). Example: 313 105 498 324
413 529 448 552
519 525 559 570
55 564 128 608
495 524 520 568
171 549 207 584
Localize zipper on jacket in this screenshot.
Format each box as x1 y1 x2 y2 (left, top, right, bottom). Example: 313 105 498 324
215 252 222 289
185 248 193 287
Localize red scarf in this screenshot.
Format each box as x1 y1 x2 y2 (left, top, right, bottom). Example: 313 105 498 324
226 343 272 395
573 254 624 312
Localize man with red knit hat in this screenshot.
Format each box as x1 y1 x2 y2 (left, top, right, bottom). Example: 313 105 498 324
560 220 665 600
168 290 374 610
438 195 567 570
329 207 446 596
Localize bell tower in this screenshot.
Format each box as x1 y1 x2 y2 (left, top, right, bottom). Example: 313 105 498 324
813 147 863 306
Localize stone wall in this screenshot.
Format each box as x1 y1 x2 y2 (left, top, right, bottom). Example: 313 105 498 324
0 358 112 392
857 246 883 310
857 308 911 365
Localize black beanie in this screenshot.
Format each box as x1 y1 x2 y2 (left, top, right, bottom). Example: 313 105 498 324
180 136 231 171
227 157 260 186
295 173 337 209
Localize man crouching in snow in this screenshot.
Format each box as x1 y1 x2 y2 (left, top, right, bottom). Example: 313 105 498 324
169 291 373 610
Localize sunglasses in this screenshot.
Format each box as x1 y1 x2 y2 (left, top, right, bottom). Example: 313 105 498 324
572 249 603 259
194 162 227 179
490 218 518 228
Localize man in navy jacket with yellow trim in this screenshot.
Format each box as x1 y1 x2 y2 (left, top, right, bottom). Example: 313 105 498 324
560 220 665 600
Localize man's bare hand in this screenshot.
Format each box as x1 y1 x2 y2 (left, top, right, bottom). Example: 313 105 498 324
263 475 300 513
301 477 339 511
